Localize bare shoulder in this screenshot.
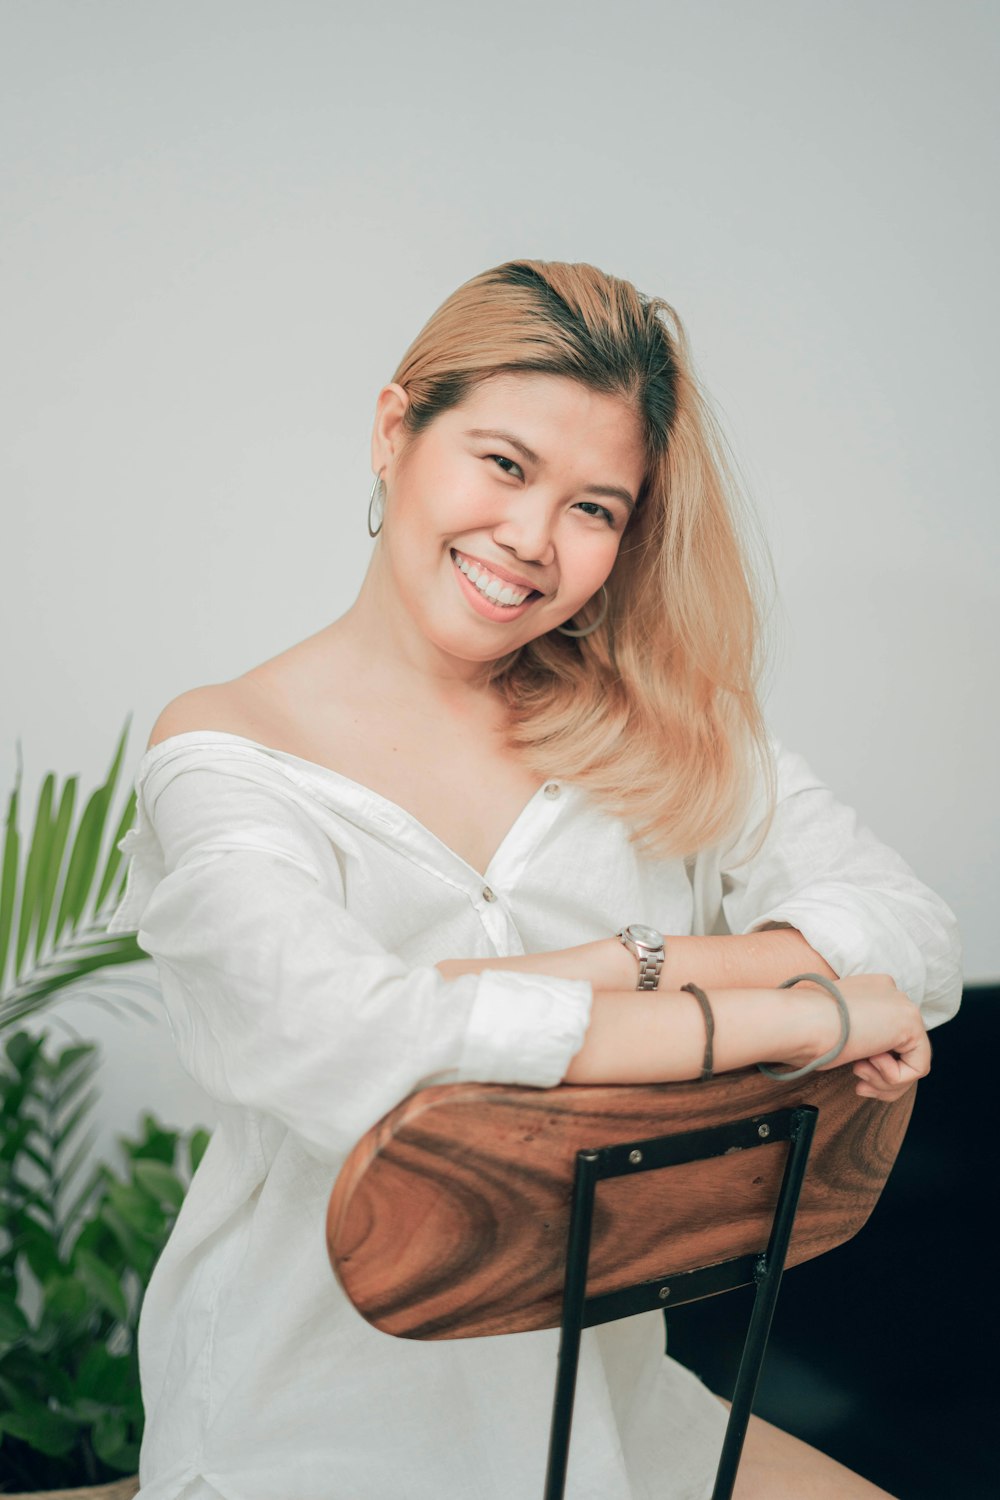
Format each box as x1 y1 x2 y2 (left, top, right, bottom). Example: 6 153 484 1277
146 679 274 751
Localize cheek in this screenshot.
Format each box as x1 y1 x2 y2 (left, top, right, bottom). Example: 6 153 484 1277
405 463 496 538
444 464 497 523
566 530 622 589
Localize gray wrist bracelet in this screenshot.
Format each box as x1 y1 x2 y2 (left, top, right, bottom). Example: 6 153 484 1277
757 972 851 1082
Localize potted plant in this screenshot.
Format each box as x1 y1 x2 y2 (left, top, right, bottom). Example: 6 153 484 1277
0 723 206 1493
0 1028 207 1495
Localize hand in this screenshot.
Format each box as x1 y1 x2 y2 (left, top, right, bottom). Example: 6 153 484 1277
803 973 931 1102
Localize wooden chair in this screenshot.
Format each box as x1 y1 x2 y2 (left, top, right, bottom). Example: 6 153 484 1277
327 1065 915 1500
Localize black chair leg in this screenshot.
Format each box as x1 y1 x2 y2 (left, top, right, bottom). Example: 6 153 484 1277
709 1107 817 1500
543 1106 818 1500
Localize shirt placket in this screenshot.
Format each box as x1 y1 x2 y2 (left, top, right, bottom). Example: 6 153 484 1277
475 780 569 954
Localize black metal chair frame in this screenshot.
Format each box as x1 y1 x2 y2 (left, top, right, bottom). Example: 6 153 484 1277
544 1101 818 1500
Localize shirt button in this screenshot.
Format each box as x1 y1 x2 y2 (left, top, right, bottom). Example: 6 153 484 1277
482 886 497 903
544 782 561 799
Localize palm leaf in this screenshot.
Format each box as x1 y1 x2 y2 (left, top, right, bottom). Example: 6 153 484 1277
95 786 137 915
0 765 21 995
17 771 55 977
0 717 153 1035
36 776 77 963
52 721 130 945
1 924 149 1031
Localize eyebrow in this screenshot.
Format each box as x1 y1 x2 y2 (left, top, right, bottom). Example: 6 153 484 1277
463 427 636 512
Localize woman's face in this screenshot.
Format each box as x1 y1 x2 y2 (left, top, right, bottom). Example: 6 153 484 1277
369 371 647 673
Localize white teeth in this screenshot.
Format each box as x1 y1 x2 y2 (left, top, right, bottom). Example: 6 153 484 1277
453 552 530 607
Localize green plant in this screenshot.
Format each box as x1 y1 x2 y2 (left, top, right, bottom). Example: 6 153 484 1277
0 1028 208 1490
1 719 151 1035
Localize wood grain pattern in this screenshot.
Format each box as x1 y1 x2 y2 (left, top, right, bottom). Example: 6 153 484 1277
327 1066 914 1341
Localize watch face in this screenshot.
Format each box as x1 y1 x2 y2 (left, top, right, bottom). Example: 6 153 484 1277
628 923 663 949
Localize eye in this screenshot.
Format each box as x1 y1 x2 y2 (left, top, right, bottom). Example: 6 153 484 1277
575 500 617 527
489 454 523 478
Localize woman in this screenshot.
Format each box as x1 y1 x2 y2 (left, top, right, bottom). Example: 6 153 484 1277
109 258 961 1500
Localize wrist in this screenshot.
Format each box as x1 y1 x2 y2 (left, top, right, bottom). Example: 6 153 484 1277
775 982 844 1070
598 937 641 990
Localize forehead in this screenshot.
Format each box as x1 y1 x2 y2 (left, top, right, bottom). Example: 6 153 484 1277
447 372 646 476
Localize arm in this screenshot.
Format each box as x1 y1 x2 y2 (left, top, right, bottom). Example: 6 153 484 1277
561 973 929 1102
108 750 592 1162
435 927 836 990
438 739 962 1028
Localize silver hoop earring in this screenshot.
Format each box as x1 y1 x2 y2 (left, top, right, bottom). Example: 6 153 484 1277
555 584 609 638
367 470 386 538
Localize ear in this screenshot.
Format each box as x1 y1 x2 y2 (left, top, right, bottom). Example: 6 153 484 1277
370 383 412 476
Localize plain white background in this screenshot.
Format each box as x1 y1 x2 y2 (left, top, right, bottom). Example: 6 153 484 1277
2 0 997 1153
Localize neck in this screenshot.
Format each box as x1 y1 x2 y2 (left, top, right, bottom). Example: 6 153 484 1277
333 549 506 708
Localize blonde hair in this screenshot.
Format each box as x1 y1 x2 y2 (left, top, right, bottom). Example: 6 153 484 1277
389 259 776 860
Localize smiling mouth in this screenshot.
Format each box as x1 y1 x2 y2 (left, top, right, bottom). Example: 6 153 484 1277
450 549 542 608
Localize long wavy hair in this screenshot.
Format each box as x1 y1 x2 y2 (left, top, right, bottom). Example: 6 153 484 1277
388 259 776 861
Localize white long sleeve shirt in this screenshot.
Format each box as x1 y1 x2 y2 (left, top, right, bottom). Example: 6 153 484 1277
107 729 962 1500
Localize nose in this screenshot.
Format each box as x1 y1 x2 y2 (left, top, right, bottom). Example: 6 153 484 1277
490 496 556 569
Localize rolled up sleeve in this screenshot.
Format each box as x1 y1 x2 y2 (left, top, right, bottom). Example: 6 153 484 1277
719 740 963 1028
107 756 592 1162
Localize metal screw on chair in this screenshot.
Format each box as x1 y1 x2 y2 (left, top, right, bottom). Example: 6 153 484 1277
629 1149 643 1164
758 1123 771 1138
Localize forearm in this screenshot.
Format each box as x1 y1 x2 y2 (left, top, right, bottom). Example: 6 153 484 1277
562 972 931 1099
434 928 837 990
561 985 825 1084
665 929 838 988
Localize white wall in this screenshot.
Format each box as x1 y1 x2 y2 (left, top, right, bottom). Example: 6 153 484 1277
2 0 997 1150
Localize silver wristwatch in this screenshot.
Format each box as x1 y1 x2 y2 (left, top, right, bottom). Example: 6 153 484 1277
616 923 666 990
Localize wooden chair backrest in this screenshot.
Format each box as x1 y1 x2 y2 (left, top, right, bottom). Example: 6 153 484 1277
327 1066 915 1341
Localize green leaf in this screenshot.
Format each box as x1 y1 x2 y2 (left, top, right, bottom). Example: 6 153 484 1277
0 766 21 998
0 1400 78 1456
1 930 149 1032
74 1343 136 1406
57 1156 104 1241
95 729 137 915
92 1408 129 1466
17 1221 63 1284
0 1295 29 1343
74 1249 128 1322
65 1394 114 1422
52 786 109 944
96 1203 154 1276
189 1127 211 1173
52 1040 100 1085
37 775 77 962
4 1028 44 1076
16 771 55 979
103 1180 165 1237
133 1158 185 1211
52 1085 99 1158
53 721 131 943
42 1274 91 1324
12 1136 50 1176
131 1113 182 1165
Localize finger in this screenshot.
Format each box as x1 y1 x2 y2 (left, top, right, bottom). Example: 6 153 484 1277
854 1078 911 1102
867 1047 930 1084
855 1052 924 1100
893 1034 932 1080
863 1051 905 1084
